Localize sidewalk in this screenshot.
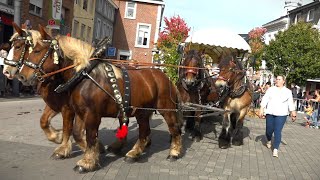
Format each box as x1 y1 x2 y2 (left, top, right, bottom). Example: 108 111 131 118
0 99 319 179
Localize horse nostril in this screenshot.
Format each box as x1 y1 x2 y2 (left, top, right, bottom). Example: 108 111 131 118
17 74 25 82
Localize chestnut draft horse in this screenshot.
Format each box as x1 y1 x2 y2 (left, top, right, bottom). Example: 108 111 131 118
177 49 219 141
2 23 91 159
215 54 252 149
17 26 183 173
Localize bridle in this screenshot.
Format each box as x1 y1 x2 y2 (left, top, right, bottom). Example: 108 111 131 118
4 31 34 71
23 38 61 82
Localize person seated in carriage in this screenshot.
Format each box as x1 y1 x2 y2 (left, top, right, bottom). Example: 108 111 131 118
205 64 219 78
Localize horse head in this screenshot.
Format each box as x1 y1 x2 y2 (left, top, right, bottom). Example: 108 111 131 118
215 54 244 89
17 24 94 86
3 22 38 79
17 25 61 86
180 49 204 87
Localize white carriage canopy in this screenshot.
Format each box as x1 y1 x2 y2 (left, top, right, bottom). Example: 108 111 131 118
184 28 251 62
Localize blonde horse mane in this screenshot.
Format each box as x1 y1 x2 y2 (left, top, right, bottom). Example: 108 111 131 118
56 35 95 71
10 29 42 47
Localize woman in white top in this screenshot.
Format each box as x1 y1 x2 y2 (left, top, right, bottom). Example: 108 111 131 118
259 75 296 158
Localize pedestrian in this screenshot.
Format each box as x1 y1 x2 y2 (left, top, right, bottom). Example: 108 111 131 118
309 89 320 128
0 43 10 97
258 75 296 158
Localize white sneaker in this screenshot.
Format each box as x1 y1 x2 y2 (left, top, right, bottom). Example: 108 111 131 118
273 149 278 158
266 141 271 149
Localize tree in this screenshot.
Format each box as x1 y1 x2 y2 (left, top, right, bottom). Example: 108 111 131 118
248 27 267 70
155 15 190 83
264 22 320 85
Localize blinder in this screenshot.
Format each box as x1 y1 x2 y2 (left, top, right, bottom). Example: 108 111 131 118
4 31 34 70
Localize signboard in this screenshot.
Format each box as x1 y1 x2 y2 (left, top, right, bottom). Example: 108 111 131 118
48 19 56 26
48 0 62 30
52 0 62 20
107 47 116 57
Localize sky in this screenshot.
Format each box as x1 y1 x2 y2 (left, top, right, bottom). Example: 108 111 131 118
163 0 314 34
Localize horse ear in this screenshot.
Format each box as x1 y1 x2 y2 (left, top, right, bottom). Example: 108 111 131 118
38 24 51 39
12 22 23 35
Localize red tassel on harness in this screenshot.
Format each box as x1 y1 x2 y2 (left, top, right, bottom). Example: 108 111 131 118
116 123 128 140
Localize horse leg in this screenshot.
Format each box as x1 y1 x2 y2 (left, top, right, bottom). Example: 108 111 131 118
232 109 248 146
51 106 75 160
192 110 203 142
40 105 62 144
184 112 195 133
124 111 152 163
160 110 182 161
107 118 129 154
72 115 106 154
74 113 101 173
218 112 232 149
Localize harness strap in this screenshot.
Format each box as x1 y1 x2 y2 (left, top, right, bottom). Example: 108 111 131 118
121 67 131 115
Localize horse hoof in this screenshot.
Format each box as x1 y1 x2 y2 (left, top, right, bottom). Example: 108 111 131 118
107 146 122 155
50 153 65 160
232 140 243 146
166 155 178 162
73 165 88 174
192 136 202 142
124 156 137 163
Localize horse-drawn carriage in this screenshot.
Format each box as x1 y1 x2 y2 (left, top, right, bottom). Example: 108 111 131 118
176 28 252 147
3 24 252 173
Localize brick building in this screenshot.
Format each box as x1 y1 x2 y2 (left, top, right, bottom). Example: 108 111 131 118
112 0 164 62
0 0 73 45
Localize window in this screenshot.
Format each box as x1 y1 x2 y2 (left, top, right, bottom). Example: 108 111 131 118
96 19 101 39
125 2 136 19
98 0 103 12
73 20 79 38
135 23 151 48
29 0 43 16
74 0 79 4
87 27 91 42
295 13 301 24
7 0 13 6
103 22 107 38
83 0 87 11
81 24 86 40
307 9 315 22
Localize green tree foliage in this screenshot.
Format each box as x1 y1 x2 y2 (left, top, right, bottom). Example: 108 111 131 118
155 15 190 83
264 22 320 85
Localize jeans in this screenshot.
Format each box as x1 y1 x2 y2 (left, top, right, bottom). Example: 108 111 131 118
265 114 287 149
311 109 319 127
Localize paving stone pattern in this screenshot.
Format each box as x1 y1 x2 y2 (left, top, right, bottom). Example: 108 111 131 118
0 99 319 179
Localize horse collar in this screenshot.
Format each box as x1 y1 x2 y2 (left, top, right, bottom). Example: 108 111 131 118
229 84 247 98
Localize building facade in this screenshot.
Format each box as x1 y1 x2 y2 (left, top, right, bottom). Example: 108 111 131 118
72 0 95 42
112 0 164 62
288 0 320 27
92 0 117 47
0 0 73 45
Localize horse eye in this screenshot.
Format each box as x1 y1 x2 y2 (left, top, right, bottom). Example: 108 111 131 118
34 50 41 54
14 46 21 50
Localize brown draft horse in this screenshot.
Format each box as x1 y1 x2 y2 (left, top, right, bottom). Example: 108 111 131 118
177 49 219 141
215 54 252 149
2 23 85 159
17 25 183 173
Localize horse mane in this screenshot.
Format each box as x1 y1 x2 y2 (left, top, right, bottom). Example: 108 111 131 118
56 35 95 71
10 29 42 46
219 53 243 70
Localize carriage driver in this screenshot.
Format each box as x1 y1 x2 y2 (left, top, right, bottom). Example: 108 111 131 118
205 64 219 78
